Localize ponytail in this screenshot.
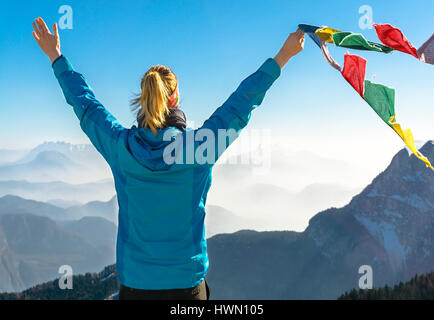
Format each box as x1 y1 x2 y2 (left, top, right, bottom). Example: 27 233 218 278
131 65 178 135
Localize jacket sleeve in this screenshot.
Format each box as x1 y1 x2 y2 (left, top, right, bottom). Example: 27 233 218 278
52 55 126 163
194 57 281 163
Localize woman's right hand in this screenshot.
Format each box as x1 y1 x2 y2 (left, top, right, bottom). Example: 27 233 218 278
32 17 62 63
274 29 305 68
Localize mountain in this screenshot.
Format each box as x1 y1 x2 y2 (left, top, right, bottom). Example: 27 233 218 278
0 179 115 203
207 180 359 232
58 216 117 247
205 205 263 238
47 199 83 209
339 271 434 300
0 151 81 183
65 196 119 223
205 141 434 299
0 225 25 292
0 213 116 293
16 141 99 164
0 149 29 165
344 141 434 277
0 141 112 183
0 194 118 223
0 195 74 221
0 265 119 300
296 183 359 211
1 141 432 299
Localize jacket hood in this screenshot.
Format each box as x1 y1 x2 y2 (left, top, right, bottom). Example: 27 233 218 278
127 125 185 171
127 108 188 171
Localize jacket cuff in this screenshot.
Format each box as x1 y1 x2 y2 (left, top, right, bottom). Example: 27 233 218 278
52 55 74 78
258 58 281 80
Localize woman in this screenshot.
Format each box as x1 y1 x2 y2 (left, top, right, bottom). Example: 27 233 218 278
32 17 304 300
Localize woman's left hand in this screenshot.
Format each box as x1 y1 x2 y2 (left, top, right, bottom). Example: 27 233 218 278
32 17 62 63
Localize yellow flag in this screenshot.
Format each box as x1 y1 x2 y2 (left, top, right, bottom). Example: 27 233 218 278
315 27 342 43
389 116 434 170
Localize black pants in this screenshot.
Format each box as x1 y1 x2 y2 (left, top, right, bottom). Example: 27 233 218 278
118 279 210 300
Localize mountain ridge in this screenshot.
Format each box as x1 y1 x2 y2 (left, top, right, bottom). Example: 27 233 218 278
0 140 432 298
0 212 116 293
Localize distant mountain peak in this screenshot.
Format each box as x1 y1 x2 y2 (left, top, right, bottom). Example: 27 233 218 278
373 139 434 179
40 140 90 147
33 150 70 162
420 140 434 155
1 194 22 201
353 140 433 204
20 141 96 163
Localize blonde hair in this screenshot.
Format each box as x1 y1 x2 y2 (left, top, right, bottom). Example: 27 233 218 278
131 65 178 135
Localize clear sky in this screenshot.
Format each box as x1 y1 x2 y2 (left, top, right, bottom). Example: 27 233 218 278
0 0 433 171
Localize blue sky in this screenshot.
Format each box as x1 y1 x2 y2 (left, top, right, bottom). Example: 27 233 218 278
0 0 433 167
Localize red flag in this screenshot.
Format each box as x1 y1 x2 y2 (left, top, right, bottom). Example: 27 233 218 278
374 23 419 58
341 53 366 98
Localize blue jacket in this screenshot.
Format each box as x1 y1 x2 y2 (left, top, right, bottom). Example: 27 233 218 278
52 55 281 289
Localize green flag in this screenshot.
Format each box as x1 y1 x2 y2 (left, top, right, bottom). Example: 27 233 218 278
363 80 395 127
332 32 394 53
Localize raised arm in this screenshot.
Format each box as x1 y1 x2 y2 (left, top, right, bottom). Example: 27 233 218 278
194 29 305 162
32 18 125 163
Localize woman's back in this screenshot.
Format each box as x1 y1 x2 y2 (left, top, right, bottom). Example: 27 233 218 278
114 125 212 289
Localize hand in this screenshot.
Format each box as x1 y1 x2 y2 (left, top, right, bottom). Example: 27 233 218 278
32 17 62 63
274 29 305 68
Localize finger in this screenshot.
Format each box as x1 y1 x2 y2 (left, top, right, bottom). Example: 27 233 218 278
295 31 304 40
35 18 46 36
32 31 40 43
41 17 52 34
53 22 59 38
32 22 40 36
37 17 51 35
